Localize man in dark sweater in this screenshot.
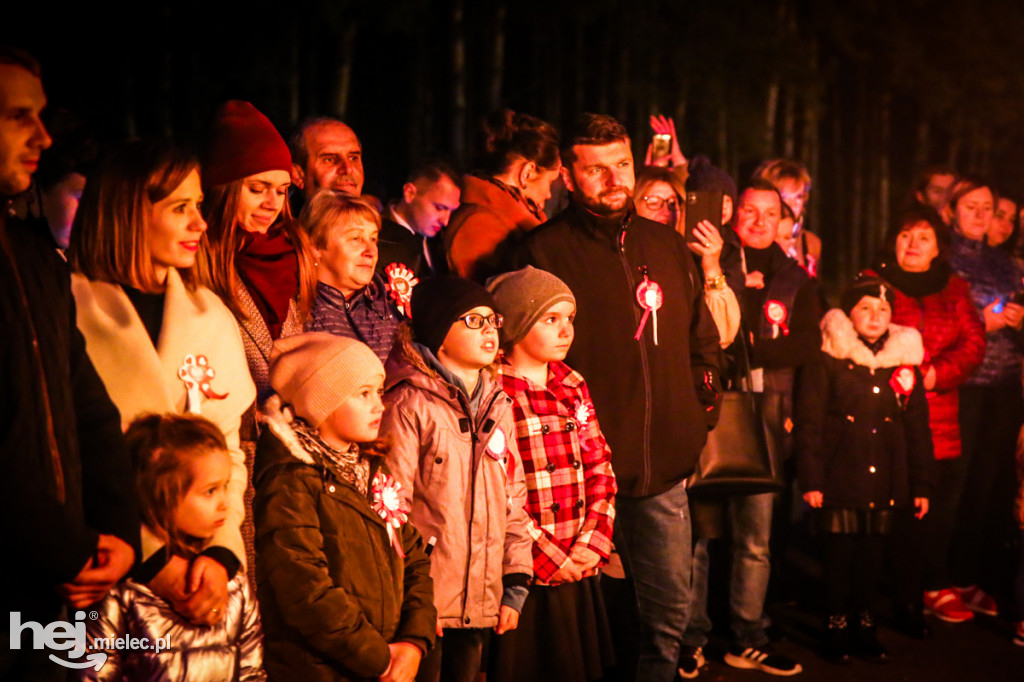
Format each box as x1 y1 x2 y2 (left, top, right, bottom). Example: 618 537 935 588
0 48 138 681
378 160 461 281
516 113 721 682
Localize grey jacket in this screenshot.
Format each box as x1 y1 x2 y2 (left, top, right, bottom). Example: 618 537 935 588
84 574 264 681
382 329 533 629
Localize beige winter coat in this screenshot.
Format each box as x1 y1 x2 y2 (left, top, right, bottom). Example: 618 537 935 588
71 269 256 566
382 332 533 629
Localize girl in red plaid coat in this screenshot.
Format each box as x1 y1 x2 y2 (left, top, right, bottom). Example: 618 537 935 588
487 266 617 682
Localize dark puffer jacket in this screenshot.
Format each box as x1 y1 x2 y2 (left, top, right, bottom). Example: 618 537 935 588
254 398 436 682
796 310 934 510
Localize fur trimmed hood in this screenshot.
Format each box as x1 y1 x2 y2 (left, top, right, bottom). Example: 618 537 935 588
259 394 316 465
820 308 924 369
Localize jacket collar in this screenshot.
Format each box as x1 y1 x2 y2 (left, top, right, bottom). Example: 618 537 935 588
235 282 300 366
566 198 634 248
820 308 924 369
500 358 584 392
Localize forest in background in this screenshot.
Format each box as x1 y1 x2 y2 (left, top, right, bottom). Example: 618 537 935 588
7 0 1024 294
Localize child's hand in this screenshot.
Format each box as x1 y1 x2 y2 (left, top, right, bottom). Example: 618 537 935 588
380 642 422 682
745 271 765 290
923 365 937 391
548 562 583 585
914 497 930 519
569 546 602 575
494 604 520 634
803 491 823 508
58 534 135 608
435 618 444 637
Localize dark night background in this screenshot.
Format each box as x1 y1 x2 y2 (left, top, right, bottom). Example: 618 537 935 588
6 0 1024 295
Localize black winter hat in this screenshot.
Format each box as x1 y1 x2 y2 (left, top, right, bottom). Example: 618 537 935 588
411 276 498 354
840 275 896 315
686 155 738 205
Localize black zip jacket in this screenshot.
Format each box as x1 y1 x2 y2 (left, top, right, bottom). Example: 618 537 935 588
0 207 139 617
515 201 722 498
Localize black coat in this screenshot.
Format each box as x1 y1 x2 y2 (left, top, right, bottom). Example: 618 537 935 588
795 310 934 510
0 209 139 617
515 201 722 498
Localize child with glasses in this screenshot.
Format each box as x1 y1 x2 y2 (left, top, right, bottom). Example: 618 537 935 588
381 276 534 682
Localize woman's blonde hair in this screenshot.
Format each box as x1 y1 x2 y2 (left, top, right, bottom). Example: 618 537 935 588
196 178 317 320
69 140 200 291
300 189 382 250
125 413 228 560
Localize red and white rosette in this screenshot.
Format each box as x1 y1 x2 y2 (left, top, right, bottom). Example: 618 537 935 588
634 275 664 345
889 365 916 409
763 300 790 338
372 472 411 557
177 355 228 415
574 399 591 426
385 262 419 318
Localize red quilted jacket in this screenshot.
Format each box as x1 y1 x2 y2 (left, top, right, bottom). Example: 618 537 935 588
864 269 986 459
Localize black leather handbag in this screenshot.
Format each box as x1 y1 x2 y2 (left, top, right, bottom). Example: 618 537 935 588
687 325 784 496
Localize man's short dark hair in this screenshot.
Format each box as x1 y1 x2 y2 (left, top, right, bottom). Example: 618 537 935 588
406 159 463 192
739 178 783 204
913 164 957 194
288 116 345 169
0 46 42 77
561 113 630 166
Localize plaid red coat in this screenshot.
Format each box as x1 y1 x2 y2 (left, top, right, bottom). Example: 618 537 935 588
500 360 617 582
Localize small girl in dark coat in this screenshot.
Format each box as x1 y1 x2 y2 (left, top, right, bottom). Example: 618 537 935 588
255 333 436 682
796 276 934 663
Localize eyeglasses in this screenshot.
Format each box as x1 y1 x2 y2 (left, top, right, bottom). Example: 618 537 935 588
458 312 503 330
640 195 679 212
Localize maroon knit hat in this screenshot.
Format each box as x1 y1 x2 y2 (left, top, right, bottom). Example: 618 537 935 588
203 100 292 187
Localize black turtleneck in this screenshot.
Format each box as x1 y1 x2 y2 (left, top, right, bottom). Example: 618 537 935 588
873 259 952 299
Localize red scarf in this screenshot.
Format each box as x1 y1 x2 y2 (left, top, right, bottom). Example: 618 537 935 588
236 226 298 339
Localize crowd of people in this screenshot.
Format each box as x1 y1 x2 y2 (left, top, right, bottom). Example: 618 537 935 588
4 44 1024 682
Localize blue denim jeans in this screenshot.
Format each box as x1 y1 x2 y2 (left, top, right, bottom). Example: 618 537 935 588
682 492 773 649
614 480 692 682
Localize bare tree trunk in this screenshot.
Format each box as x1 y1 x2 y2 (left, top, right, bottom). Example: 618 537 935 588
597 14 612 114
332 24 357 120
947 110 963 169
717 102 728 173
782 86 796 158
573 19 585 117
849 78 867 283
913 115 930 171
409 34 429 168
159 4 173 137
487 2 506 112
615 46 630 125
877 92 892 254
451 0 467 163
287 23 300 126
764 79 780 155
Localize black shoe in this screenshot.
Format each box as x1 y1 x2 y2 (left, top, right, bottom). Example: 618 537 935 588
822 614 851 664
894 603 932 639
854 611 890 663
677 645 705 679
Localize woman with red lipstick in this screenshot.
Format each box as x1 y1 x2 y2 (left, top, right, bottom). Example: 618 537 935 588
69 139 255 627
198 100 316 402
864 205 986 633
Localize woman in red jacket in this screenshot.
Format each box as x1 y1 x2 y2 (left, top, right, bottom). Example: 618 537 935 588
866 205 986 631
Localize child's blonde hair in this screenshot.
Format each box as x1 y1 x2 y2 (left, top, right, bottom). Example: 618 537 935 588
125 413 228 559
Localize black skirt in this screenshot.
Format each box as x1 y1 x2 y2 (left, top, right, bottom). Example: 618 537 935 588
489 575 615 682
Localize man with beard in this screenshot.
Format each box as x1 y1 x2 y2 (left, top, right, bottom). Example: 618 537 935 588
515 113 722 682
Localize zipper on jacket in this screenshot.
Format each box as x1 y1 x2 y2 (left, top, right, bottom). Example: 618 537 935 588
456 386 505 624
616 222 653 496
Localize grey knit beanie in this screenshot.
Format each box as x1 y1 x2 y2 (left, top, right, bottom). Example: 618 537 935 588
487 266 576 348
